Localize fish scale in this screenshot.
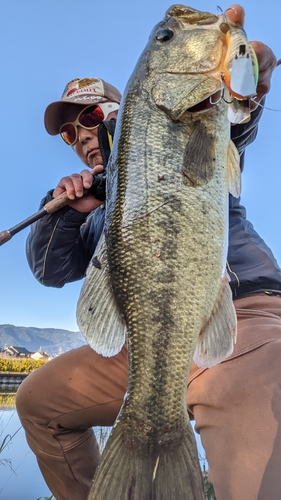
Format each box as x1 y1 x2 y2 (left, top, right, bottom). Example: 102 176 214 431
77 4 243 499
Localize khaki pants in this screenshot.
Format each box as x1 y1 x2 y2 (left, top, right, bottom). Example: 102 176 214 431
16 294 281 500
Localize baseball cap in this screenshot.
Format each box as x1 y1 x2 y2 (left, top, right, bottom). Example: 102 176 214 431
44 77 122 135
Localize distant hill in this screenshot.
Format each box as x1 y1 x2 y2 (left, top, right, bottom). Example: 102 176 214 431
0 324 86 357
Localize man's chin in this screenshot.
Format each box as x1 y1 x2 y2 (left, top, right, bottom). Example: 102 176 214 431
89 156 103 168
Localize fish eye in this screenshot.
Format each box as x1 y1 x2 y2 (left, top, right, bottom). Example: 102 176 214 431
155 29 174 42
219 22 230 34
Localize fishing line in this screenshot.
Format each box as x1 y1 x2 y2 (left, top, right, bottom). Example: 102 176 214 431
249 98 281 113
249 60 281 113
207 88 281 116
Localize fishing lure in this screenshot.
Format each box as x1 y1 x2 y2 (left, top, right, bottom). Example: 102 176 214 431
223 26 259 100
217 11 259 124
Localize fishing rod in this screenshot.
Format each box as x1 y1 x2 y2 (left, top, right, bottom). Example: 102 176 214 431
0 173 106 247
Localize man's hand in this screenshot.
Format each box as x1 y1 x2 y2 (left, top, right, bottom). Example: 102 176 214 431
250 41 277 104
52 164 104 212
226 4 277 108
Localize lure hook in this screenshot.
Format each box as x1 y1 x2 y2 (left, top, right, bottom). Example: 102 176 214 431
222 92 234 105
209 87 224 105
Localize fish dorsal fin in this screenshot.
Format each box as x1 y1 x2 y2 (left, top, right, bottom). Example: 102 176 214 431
76 234 127 357
193 272 237 368
227 140 241 198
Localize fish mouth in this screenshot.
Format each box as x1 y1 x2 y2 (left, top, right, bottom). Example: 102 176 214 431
186 90 221 113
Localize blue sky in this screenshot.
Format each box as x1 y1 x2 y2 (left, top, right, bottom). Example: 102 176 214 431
1 0 281 332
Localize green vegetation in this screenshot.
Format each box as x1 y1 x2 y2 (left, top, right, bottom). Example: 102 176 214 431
0 394 16 408
0 358 47 373
0 415 21 471
199 455 217 499
203 474 217 499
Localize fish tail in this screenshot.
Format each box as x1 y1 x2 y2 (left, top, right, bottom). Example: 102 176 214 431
88 418 205 500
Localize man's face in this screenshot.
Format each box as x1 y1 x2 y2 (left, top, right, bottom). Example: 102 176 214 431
73 123 103 169
61 103 118 169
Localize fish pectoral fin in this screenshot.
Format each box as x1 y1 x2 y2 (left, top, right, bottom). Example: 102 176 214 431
182 121 216 186
227 140 241 198
76 234 127 357
193 273 237 368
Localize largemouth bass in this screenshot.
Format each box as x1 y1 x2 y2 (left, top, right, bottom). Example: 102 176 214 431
77 4 243 499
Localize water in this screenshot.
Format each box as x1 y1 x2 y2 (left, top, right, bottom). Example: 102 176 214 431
0 409 52 500
0 408 206 500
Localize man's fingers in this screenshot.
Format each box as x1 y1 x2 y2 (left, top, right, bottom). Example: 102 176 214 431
251 41 277 73
68 194 104 212
80 169 94 189
224 7 277 103
92 164 104 175
225 4 245 27
251 41 277 101
53 172 94 200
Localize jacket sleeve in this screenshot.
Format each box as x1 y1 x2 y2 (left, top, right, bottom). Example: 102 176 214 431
26 190 100 288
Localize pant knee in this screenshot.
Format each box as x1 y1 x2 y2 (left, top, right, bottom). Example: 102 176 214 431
16 371 41 421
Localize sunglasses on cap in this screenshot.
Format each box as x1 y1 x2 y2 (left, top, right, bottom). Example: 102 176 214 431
59 102 120 146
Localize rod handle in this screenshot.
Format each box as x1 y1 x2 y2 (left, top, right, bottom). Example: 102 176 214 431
44 191 70 214
0 230 12 246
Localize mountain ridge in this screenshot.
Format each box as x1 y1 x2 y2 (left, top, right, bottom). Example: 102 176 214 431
0 324 86 357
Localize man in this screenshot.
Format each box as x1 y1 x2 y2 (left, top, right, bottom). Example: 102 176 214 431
16 5 281 500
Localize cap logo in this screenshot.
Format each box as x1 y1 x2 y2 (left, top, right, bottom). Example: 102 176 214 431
72 95 104 103
61 78 105 100
66 87 102 97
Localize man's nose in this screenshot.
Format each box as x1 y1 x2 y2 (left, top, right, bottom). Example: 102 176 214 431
77 126 96 144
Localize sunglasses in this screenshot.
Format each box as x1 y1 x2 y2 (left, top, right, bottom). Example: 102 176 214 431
59 102 120 145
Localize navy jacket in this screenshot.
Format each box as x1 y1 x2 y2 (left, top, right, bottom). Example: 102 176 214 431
26 104 281 298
